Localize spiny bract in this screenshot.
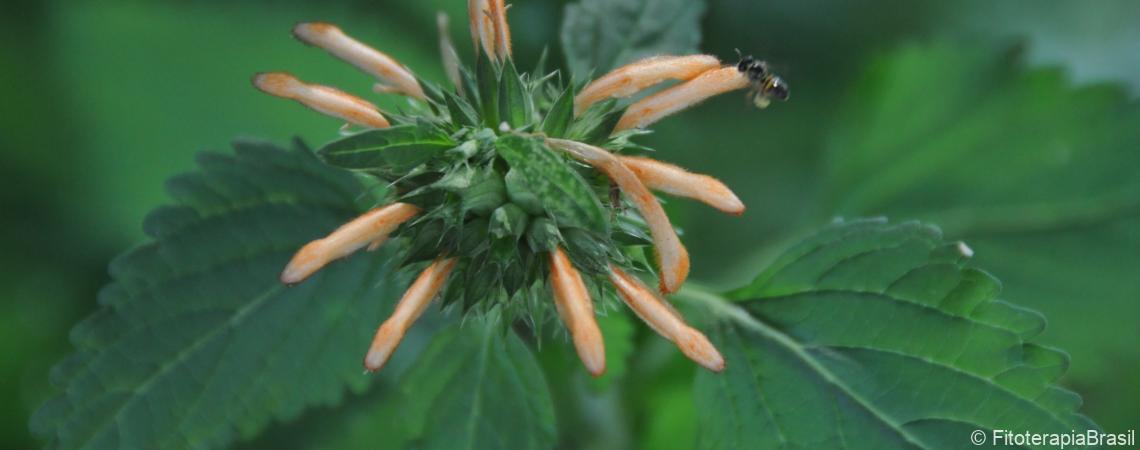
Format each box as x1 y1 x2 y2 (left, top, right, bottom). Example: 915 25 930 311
253 0 784 376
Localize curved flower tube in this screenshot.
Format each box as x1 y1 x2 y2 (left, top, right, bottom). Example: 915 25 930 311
280 203 421 284
549 247 606 376
364 257 458 371
615 66 751 131
293 22 426 99
253 72 391 129
575 54 721 115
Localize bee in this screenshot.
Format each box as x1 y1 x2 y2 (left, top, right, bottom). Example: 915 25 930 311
735 50 789 109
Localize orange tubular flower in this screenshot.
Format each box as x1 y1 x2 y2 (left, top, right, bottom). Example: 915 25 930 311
609 266 724 372
619 156 745 215
549 247 606 376
253 72 392 129
575 54 722 115
546 138 690 295
364 258 458 372
615 66 751 131
280 203 421 284
292 22 426 99
487 0 512 60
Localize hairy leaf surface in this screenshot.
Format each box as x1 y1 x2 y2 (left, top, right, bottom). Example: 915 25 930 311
318 123 455 175
30 141 420 450
389 323 557 450
823 43 1140 423
691 219 1096 449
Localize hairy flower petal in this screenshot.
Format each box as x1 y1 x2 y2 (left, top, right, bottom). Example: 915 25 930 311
619 156 745 215
280 203 421 284
253 72 391 129
364 257 457 372
546 138 689 294
608 266 724 372
488 0 512 60
292 22 426 99
575 55 721 115
468 0 498 60
549 247 606 376
615 66 749 131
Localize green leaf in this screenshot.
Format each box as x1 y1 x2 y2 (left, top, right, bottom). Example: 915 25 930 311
561 0 706 79
821 43 1140 425
476 55 501 128
394 322 557 450
541 84 575 138
317 123 455 175
29 140 420 450
499 61 532 128
565 99 623 145
494 135 609 235
687 219 1096 449
443 89 479 128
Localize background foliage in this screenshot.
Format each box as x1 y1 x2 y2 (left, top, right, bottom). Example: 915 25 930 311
2 0 1138 448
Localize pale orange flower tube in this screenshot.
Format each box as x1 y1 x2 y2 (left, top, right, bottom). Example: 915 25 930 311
468 0 497 60
280 203 421 284
619 156 745 215
575 55 721 115
615 66 750 131
609 266 724 372
253 72 391 129
292 22 426 99
364 258 457 372
549 247 606 376
488 0 512 60
546 138 689 294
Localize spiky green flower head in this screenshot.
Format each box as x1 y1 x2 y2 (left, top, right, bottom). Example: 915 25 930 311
254 0 784 374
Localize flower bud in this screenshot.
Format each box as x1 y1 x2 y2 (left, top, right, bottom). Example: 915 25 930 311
364 258 457 372
608 266 724 372
280 203 420 284
549 247 606 376
615 66 750 131
292 22 426 99
575 55 721 114
253 72 391 129
619 156 745 215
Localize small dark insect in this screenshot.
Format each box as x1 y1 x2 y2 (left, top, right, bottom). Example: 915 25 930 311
735 50 789 109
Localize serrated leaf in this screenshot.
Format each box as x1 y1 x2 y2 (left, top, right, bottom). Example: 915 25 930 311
689 219 1096 449
394 323 556 450
29 141 425 450
494 135 609 235
499 61 532 128
541 85 575 137
561 0 706 79
822 43 1140 424
318 123 455 175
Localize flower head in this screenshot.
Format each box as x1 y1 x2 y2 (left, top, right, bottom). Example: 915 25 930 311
254 1 786 374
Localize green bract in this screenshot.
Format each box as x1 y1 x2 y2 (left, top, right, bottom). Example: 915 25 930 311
314 57 653 320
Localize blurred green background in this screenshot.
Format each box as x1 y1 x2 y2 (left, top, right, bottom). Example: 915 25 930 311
2 0 1137 448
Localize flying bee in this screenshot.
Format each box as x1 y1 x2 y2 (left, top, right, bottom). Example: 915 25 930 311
735 50 789 109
